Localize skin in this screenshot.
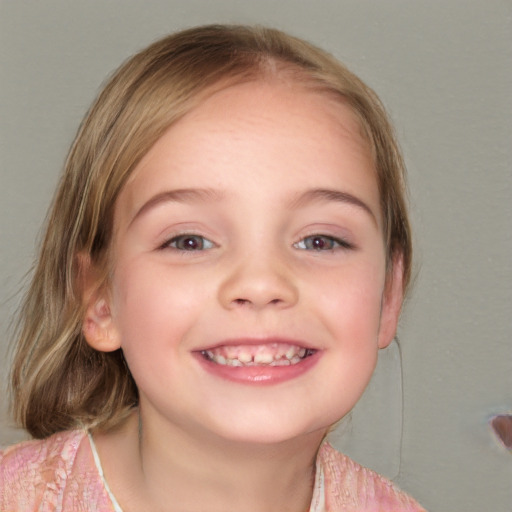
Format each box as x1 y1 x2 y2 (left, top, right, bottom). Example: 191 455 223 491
83 79 404 512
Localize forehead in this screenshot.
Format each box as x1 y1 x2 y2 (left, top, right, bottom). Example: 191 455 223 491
117 79 380 224
182 78 370 156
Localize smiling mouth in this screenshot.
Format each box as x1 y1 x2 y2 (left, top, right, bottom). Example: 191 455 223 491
200 343 316 367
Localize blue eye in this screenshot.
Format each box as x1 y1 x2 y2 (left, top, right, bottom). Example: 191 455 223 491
164 235 215 251
294 235 351 251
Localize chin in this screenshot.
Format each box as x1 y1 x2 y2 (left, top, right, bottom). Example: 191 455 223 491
210 417 331 447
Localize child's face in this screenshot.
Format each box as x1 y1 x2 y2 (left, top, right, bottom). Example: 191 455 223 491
86 79 403 444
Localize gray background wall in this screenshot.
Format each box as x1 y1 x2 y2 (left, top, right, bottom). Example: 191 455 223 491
1 1 511 511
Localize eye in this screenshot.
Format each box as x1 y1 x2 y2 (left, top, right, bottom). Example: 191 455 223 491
163 234 215 251
294 235 352 251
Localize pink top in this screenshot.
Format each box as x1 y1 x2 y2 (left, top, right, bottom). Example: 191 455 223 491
0 430 426 511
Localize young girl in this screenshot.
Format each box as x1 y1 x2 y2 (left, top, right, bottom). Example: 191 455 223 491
0 25 425 511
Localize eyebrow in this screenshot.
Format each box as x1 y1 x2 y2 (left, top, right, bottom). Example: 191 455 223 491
129 186 378 227
129 188 224 226
289 188 378 225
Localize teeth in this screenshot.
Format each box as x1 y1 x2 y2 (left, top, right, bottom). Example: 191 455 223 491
225 346 238 359
238 351 253 363
285 347 296 360
202 345 313 367
254 352 274 364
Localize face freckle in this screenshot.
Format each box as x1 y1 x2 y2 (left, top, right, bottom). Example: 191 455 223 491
101 79 402 445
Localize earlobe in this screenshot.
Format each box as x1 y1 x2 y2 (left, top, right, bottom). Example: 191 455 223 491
77 252 121 352
377 254 404 349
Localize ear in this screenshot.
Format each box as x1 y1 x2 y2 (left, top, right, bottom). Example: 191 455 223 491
78 253 121 353
377 253 405 349
82 294 121 352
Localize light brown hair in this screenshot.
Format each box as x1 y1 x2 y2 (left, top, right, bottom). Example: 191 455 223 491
11 24 412 439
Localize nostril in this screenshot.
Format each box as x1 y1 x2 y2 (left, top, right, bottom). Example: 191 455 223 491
231 298 284 307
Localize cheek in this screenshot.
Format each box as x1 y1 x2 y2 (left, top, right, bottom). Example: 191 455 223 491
111 264 192 342
312 259 386 336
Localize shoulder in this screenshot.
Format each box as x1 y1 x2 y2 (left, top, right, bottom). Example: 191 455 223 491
318 442 427 512
0 429 112 511
0 429 86 467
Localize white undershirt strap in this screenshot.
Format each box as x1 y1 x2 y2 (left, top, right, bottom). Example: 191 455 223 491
309 461 326 512
88 432 124 512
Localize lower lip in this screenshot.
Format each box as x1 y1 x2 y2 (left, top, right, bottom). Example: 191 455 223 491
194 350 321 385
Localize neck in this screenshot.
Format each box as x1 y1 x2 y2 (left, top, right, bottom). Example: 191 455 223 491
105 408 325 512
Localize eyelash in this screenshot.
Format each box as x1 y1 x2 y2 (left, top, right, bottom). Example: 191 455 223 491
160 233 353 252
294 234 353 251
161 234 215 251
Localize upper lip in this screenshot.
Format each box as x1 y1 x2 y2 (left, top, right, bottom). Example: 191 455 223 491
194 337 317 352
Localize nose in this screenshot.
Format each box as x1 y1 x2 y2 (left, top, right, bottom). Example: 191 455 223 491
217 250 299 310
